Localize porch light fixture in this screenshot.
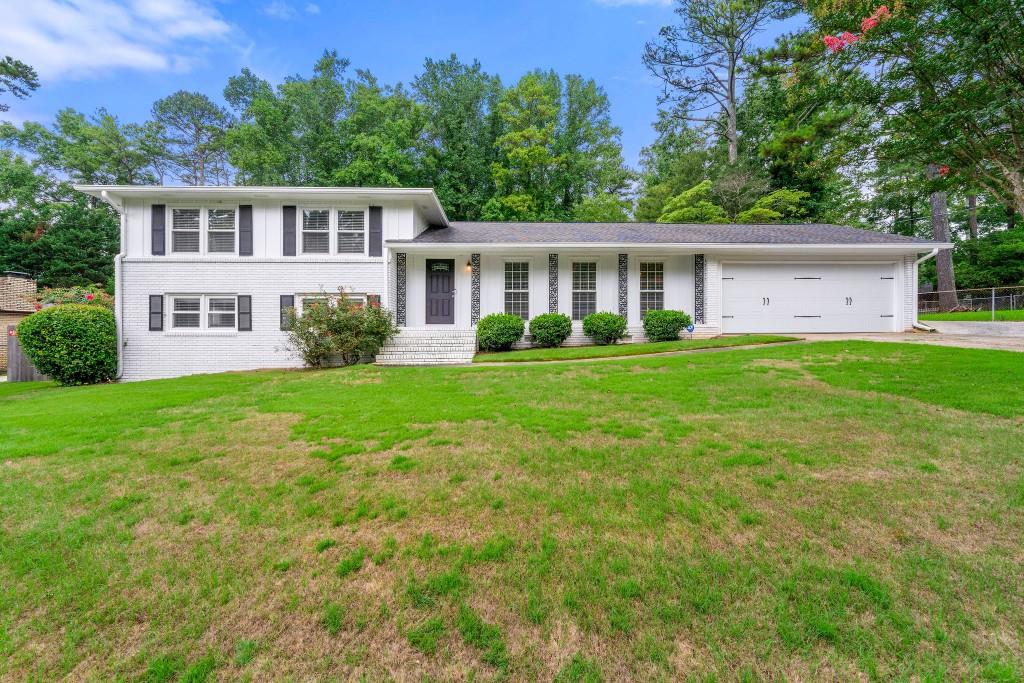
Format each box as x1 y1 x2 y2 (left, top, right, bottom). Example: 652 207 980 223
466 260 473 272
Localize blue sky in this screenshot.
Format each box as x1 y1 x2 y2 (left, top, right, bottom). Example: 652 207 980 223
1 0 805 168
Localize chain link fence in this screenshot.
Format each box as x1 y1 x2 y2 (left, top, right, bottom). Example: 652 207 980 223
918 285 1024 319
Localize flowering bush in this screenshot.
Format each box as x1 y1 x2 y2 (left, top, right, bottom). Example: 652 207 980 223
34 285 113 311
283 290 398 368
17 304 117 385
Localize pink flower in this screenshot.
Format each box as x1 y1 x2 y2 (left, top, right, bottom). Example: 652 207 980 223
85 293 94 301
33 303 42 311
823 35 845 52
938 165 951 176
861 16 879 32
873 5 891 20
840 31 860 44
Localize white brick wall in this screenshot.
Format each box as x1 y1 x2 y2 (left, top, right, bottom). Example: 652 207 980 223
120 259 388 380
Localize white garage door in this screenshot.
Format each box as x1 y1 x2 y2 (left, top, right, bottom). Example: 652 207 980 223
722 262 897 333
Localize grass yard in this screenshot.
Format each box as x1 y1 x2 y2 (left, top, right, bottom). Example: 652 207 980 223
474 334 798 362
2 341 1023 681
920 309 1024 322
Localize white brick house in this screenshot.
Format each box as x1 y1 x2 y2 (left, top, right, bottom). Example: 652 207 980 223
76 186 947 381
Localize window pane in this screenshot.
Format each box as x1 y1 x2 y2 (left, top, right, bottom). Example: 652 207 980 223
172 297 200 328
208 297 236 328
337 210 364 231
302 209 329 231
172 231 200 253
572 292 596 321
208 230 235 253
171 208 200 230
640 292 665 316
639 262 664 292
207 208 235 230
303 232 330 253
572 262 596 292
337 232 363 253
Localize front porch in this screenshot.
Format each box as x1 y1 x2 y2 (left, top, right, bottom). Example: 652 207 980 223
389 247 713 338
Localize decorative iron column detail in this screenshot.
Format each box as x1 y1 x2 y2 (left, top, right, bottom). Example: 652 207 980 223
618 254 628 317
694 253 705 324
470 253 481 325
396 252 407 326
548 253 559 313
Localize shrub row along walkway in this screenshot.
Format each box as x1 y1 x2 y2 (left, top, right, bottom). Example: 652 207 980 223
473 335 799 364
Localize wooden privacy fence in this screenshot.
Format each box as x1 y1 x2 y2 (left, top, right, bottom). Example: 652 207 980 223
6 325 48 382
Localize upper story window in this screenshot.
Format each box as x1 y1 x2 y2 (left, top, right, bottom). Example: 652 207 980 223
337 210 365 254
171 208 201 253
639 262 664 316
302 209 330 254
207 209 236 253
504 261 529 320
169 206 236 255
572 261 597 321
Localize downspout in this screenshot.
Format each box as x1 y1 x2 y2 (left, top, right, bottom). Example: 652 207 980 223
100 190 127 379
912 248 939 332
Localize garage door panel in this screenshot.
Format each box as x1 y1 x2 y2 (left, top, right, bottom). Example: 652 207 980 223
722 263 897 333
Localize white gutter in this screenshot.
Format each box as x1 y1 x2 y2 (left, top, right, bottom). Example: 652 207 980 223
384 241 952 252
912 248 940 332
100 190 127 379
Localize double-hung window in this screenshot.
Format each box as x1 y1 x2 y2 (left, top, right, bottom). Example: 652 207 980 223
504 261 529 320
207 208 236 253
302 209 330 254
337 210 365 254
170 295 238 331
572 262 597 320
639 262 665 317
171 208 201 253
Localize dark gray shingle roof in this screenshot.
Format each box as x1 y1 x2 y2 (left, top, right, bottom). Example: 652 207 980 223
400 222 936 245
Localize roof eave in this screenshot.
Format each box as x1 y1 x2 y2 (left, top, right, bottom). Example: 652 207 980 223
384 241 951 250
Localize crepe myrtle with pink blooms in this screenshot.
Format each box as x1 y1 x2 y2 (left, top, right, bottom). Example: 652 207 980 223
823 5 892 52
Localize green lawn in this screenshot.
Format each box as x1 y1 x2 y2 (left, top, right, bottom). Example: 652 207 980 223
474 334 798 362
920 309 1024 322
2 341 1023 680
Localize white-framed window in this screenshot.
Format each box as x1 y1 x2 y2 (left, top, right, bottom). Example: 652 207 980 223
207 297 237 328
297 293 366 317
337 209 366 254
171 296 201 328
572 261 597 320
207 208 237 254
301 208 330 254
504 261 529 320
171 208 201 253
169 295 238 331
639 262 665 316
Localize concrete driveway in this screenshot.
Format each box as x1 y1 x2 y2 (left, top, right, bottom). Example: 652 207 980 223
800 330 1024 352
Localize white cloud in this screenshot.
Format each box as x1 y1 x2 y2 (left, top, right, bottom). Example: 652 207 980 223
0 0 236 81
304 3 320 14
261 1 296 19
593 0 672 6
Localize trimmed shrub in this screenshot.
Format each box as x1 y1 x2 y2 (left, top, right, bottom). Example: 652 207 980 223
582 312 627 345
17 304 117 385
529 313 572 348
284 290 399 368
477 313 525 351
642 309 693 342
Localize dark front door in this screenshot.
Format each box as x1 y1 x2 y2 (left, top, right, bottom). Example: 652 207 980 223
425 259 455 324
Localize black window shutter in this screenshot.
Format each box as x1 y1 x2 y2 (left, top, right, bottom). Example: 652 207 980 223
280 295 294 330
237 295 252 331
151 204 166 255
282 205 296 256
149 295 163 331
368 206 382 257
239 205 253 256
